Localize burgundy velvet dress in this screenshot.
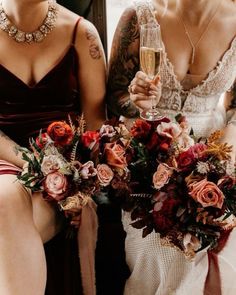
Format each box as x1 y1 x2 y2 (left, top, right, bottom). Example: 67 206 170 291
0 19 82 295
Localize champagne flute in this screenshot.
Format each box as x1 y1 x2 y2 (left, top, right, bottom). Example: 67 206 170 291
139 23 163 121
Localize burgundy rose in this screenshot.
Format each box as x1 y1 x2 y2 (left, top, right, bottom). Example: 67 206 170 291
152 212 174 232
131 119 151 139
177 148 196 171
47 121 73 146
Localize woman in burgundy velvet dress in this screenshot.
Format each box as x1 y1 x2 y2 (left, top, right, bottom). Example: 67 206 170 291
0 0 106 294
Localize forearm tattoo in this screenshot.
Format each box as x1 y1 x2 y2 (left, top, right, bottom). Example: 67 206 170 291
107 8 140 118
0 130 20 155
86 28 102 60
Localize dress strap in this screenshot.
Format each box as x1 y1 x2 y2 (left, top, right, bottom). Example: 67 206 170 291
72 16 83 45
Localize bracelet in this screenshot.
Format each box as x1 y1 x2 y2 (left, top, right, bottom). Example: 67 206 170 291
227 119 236 125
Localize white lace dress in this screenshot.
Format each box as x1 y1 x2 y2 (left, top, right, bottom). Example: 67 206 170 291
122 1 236 295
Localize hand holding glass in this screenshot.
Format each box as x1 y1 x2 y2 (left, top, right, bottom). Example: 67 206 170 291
139 23 163 121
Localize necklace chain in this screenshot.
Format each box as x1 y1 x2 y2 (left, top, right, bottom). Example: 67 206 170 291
0 0 57 43
177 0 222 65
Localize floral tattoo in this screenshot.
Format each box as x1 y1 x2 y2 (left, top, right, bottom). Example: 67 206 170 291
86 28 102 60
107 8 140 117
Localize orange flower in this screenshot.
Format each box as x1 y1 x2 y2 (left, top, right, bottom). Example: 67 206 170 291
104 143 127 169
47 121 73 146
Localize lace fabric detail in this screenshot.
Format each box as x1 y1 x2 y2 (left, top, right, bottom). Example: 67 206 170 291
133 0 236 135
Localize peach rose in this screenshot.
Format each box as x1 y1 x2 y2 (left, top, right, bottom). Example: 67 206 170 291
104 143 127 169
44 172 68 201
153 163 173 190
97 164 114 186
188 179 225 209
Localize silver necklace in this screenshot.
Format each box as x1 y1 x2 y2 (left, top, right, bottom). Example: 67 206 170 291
0 0 57 43
177 0 222 65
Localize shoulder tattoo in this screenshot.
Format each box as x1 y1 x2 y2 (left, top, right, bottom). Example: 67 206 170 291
86 28 102 60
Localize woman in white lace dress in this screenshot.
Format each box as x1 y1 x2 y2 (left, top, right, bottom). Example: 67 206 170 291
107 0 236 294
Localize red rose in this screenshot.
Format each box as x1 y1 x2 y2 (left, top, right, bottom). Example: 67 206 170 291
131 119 151 139
81 131 100 149
36 132 49 149
47 121 73 146
146 132 159 150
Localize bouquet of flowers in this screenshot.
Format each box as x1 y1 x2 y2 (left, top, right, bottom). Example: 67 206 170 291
94 115 236 258
17 115 102 221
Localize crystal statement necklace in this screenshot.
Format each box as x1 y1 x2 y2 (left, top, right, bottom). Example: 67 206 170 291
0 0 57 43
177 0 222 64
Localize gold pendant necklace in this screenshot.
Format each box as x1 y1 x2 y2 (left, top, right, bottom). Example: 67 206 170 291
177 0 222 64
0 0 57 43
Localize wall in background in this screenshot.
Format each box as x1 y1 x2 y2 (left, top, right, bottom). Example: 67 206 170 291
106 0 133 58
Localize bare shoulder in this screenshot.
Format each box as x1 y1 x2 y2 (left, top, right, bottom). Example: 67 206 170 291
220 0 236 27
118 5 137 26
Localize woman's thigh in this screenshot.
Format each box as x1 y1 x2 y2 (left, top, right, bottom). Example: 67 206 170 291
0 174 63 243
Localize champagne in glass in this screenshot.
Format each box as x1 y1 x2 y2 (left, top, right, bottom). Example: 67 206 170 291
139 24 163 121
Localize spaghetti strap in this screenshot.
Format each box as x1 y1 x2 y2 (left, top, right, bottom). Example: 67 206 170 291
72 16 83 45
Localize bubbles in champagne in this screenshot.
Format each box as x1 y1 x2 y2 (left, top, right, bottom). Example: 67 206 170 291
140 47 162 79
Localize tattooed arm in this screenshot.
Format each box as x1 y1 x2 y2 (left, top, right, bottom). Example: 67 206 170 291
0 130 25 168
74 19 106 130
107 6 140 118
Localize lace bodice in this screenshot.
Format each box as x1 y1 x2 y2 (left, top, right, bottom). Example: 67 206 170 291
134 1 236 137
122 3 236 295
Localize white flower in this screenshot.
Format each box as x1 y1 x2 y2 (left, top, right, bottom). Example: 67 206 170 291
41 155 64 175
196 161 210 174
100 124 116 137
156 122 182 139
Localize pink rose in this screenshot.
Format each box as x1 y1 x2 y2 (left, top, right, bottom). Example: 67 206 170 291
97 164 114 186
44 172 68 201
156 122 182 139
104 143 127 169
188 178 225 209
153 163 173 190
190 143 207 159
